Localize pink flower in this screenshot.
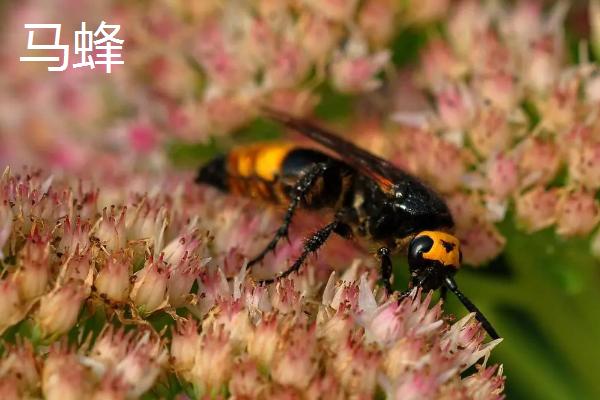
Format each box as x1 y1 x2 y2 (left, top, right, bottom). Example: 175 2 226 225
436 84 476 132
229 359 267 398
515 186 560 233
518 138 562 187
358 0 397 46
556 189 600 236
303 0 359 22
525 35 562 94
421 39 466 90
569 139 600 190
486 154 519 200
459 223 506 266
469 107 511 158
264 41 311 89
474 72 519 111
330 50 390 93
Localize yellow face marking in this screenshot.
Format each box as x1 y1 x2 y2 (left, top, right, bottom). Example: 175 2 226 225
416 230 461 269
254 144 294 181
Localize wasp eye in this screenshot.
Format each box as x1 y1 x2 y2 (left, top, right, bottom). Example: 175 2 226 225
408 235 434 271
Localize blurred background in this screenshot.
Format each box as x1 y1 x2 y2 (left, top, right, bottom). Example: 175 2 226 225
2 0 600 398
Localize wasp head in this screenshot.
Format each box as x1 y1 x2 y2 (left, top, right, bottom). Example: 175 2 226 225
408 231 462 273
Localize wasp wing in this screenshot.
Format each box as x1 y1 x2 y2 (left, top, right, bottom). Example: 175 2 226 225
263 108 410 193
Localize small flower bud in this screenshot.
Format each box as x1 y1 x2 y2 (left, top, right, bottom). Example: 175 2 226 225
486 154 518 199
95 251 132 303
171 318 200 374
1 342 39 392
189 326 233 391
556 189 600 236
459 223 506 265
304 0 358 22
247 314 279 368
436 84 475 132
168 257 205 308
469 107 510 158
515 187 559 232
37 282 86 337
58 217 91 255
162 229 203 265
271 324 318 390
330 51 390 93
15 234 51 300
331 337 379 394
95 206 127 251
229 359 267 398
518 138 561 187
130 256 169 314
0 278 25 333
569 139 600 190
0 375 22 400
42 347 92 400
114 331 167 398
358 0 396 46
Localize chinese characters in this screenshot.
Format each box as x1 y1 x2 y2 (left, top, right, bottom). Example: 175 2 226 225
20 21 124 73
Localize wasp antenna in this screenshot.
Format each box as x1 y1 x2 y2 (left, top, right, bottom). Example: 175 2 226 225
444 275 500 340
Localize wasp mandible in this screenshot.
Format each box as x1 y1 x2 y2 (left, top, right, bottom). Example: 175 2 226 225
196 109 499 339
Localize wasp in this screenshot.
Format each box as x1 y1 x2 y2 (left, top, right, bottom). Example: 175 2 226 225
196 109 499 339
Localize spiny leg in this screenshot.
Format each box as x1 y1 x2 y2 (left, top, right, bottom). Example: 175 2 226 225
377 247 393 295
259 220 342 284
248 162 329 269
444 275 500 339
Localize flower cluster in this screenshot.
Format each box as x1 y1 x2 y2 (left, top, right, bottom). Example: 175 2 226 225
0 0 412 172
0 168 504 398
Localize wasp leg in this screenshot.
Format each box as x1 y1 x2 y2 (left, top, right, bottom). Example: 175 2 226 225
377 247 393 295
248 162 330 269
439 285 448 302
444 275 500 339
259 220 343 284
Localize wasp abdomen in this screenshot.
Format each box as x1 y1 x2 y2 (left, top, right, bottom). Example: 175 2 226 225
197 144 351 208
